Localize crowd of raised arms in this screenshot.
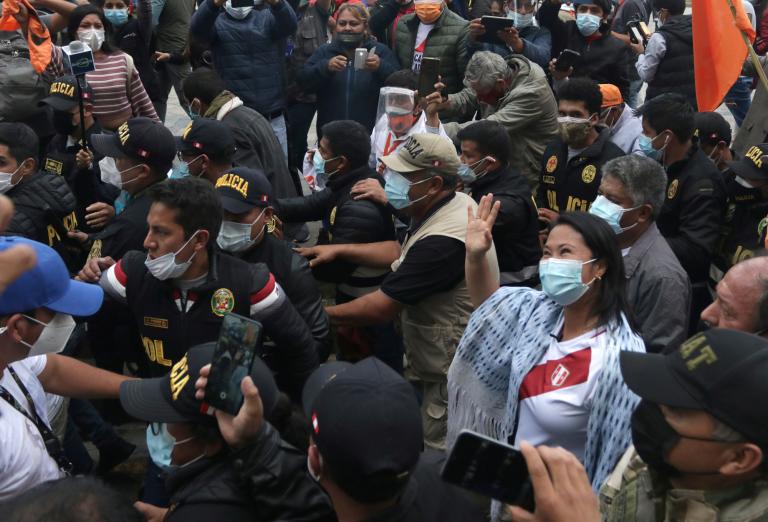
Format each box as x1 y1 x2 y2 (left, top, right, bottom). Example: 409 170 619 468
1 0 768 519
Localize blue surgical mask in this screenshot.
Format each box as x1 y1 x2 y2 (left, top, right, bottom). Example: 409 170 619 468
146 423 199 470
170 155 203 179
638 132 669 161
457 157 490 185
508 11 533 28
312 150 340 181
539 257 596 306
589 195 639 234
217 209 267 253
576 13 601 36
104 7 129 26
383 169 432 210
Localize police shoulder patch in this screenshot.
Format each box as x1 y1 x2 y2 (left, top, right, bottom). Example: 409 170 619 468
581 165 597 184
44 158 63 175
667 179 679 200
211 288 235 317
545 156 558 173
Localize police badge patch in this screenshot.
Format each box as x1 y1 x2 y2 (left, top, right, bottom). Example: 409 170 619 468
211 288 235 317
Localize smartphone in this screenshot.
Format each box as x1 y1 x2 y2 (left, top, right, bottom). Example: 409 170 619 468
441 430 534 510
231 0 253 7
368 47 377 59
204 313 263 415
555 49 581 72
479 15 515 46
354 48 368 70
418 57 441 97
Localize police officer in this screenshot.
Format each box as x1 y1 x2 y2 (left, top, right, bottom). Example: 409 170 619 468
695 111 734 173
537 78 625 220
710 144 768 289
40 76 120 237
214 167 331 359
0 122 80 272
174 118 236 184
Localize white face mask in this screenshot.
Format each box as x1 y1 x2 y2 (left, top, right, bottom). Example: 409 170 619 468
307 453 322 482
224 0 253 19
99 156 122 188
0 163 23 194
217 209 267 253
145 231 200 280
77 28 105 51
0 313 77 357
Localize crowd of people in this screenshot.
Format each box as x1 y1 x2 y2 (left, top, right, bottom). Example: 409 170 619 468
2 0 768 518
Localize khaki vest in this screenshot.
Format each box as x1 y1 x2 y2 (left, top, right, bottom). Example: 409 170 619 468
392 192 500 382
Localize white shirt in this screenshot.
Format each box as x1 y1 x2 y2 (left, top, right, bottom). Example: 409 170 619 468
514 323 606 460
411 23 434 73
368 112 448 170
608 105 644 155
0 356 62 502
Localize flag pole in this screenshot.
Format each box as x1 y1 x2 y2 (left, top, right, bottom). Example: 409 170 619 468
724 0 768 93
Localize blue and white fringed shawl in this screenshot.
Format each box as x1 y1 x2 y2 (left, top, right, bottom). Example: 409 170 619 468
447 287 644 496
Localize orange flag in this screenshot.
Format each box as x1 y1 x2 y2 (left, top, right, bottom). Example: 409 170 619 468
693 0 756 111
0 0 52 73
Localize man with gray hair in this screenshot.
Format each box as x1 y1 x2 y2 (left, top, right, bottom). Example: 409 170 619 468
437 51 558 190
589 154 690 352
701 257 768 337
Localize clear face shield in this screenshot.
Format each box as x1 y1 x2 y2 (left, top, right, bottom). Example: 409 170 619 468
505 0 539 28
375 87 419 138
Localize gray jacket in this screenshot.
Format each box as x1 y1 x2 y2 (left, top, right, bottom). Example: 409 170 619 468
443 54 558 189
625 223 691 353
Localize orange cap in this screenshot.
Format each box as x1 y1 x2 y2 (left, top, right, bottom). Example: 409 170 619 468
599 84 623 108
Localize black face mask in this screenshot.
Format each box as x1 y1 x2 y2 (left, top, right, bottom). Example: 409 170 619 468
52 110 77 136
336 31 365 48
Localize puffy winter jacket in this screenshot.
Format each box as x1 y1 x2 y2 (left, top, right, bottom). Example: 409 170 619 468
394 9 469 95
166 423 335 522
5 171 82 272
297 38 400 132
190 0 297 117
646 15 696 110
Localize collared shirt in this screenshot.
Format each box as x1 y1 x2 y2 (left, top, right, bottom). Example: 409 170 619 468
624 223 691 353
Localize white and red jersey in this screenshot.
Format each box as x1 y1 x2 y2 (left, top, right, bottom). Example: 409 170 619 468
411 23 434 73
514 323 607 460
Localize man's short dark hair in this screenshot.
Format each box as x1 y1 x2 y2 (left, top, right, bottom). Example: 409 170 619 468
0 123 39 164
321 120 371 170
147 177 223 242
3 476 142 522
384 69 418 91
653 0 685 15
557 77 603 116
182 67 227 106
635 93 695 142
457 120 512 165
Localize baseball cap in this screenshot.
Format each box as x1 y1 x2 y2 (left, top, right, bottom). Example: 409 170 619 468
598 84 622 108
119 342 279 425
175 119 236 159
302 357 423 503
694 112 732 146
215 167 273 214
620 329 768 447
728 143 768 181
0 237 103 316
39 75 94 111
91 118 176 171
380 133 460 177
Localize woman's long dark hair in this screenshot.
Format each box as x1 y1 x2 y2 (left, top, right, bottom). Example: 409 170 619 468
551 212 637 331
67 5 115 54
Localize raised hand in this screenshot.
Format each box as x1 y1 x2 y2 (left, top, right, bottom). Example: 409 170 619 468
466 193 500 261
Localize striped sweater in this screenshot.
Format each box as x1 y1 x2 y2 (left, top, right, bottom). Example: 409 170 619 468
50 47 159 128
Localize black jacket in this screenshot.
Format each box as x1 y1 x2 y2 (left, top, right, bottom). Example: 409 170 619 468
277 165 395 294
470 165 541 286
5 171 82 272
647 15 696 109
42 124 120 235
168 423 335 522
239 234 331 360
114 17 162 101
537 128 625 213
117 249 319 396
657 145 727 283
369 0 414 49
538 1 631 99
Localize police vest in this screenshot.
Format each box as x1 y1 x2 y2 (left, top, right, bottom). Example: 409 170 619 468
120 250 254 376
537 131 624 213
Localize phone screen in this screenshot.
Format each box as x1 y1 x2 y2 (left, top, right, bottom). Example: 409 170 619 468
441 430 534 509
555 49 580 72
418 57 441 97
204 313 263 415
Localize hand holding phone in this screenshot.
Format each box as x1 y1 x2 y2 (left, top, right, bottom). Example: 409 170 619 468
204 313 263 416
555 49 581 72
